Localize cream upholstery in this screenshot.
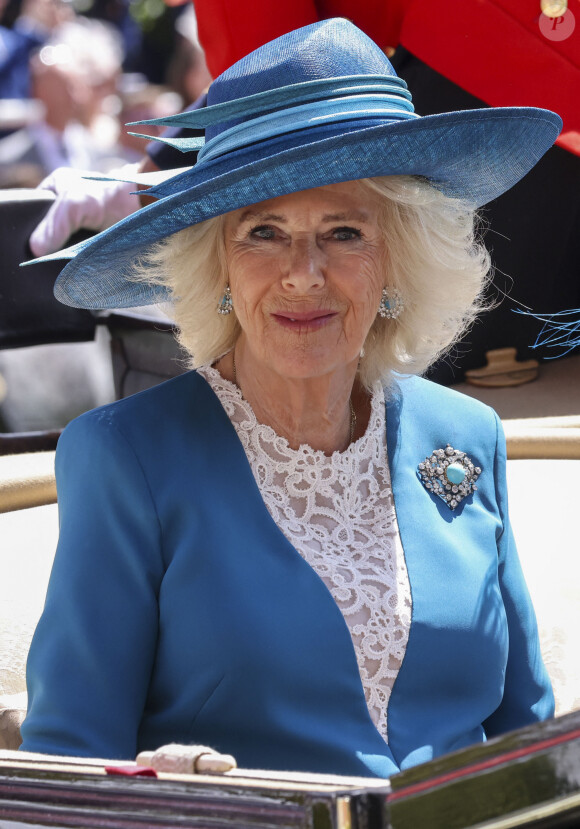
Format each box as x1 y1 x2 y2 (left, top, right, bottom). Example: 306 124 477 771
0 452 56 513
504 416 580 460
0 692 25 749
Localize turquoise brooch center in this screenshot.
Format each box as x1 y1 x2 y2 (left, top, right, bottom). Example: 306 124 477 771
418 445 481 510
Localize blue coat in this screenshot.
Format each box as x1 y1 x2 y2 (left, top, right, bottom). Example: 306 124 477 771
21 371 554 777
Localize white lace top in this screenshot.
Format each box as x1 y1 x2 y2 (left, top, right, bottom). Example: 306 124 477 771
198 366 412 741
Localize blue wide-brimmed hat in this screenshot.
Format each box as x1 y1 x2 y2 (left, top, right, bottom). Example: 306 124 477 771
44 18 561 309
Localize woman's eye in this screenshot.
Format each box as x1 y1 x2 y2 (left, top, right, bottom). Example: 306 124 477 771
332 227 362 241
250 225 276 240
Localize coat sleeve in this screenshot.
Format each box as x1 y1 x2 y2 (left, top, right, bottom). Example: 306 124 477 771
483 412 555 737
20 409 166 759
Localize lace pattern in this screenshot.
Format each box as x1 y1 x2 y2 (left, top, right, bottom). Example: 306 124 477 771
199 366 412 740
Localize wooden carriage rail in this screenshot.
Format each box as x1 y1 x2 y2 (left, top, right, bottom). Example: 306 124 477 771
2 710 580 828
386 710 580 828
0 752 390 829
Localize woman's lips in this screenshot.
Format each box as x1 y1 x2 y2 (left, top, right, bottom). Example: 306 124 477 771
272 311 338 331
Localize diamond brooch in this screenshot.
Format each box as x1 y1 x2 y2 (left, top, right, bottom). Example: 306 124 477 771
417 445 481 510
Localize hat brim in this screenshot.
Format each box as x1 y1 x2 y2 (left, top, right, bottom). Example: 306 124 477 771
51 106 561 309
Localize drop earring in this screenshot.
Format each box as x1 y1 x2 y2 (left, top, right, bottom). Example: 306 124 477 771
217 285 233 315
378 287 404 319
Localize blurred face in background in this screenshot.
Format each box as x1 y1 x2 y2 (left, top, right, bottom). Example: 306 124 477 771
30 53 81 131
30 19 123 131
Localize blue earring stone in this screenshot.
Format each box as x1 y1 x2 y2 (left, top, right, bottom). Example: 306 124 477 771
217 286 233 315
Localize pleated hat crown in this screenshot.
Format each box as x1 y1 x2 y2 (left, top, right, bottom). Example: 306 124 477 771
170 17 418 174
204 18 396 141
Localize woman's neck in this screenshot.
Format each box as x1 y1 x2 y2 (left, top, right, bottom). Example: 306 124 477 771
214 344 369 455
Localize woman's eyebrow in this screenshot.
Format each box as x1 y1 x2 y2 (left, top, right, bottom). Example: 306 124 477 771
236 209 372 224
237 210 285 224
321 211 371 223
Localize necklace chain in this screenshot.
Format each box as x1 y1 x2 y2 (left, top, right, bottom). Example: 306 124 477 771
348 396 356 444
232 353 357 446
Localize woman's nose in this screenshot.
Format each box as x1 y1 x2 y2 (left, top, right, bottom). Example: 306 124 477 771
281 240 325 292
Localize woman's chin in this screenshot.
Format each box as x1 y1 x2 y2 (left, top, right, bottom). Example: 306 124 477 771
260 351 359 383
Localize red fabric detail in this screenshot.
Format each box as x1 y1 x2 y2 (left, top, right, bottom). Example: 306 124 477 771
105 765 158 777
194 0 319 77
316 0 410 51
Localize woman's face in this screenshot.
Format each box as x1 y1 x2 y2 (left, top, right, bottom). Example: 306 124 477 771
224 181 386 380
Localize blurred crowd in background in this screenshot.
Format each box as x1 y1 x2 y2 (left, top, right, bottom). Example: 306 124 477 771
0 0 211 187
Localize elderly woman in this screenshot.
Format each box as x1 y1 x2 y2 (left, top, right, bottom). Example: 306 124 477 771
20 19 560 778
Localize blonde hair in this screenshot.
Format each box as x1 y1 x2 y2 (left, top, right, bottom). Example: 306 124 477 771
130 175 491 389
